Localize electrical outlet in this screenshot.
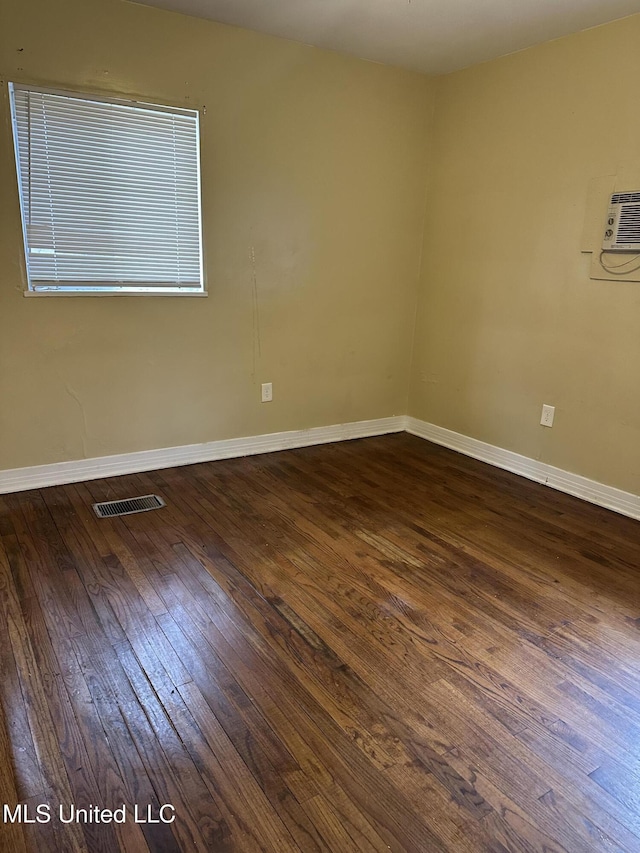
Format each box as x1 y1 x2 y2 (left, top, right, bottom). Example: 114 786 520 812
261 382 273 403
540 404 555 428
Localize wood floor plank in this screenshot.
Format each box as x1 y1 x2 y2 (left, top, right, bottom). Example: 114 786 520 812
0 433 639 852
0 554 88 852
0 690 28 853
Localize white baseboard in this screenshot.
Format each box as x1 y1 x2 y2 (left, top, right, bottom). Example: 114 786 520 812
406 417 640 521
2 414 638 522
0 416 405 495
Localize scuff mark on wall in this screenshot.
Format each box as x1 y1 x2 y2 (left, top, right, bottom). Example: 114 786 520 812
250 245 262 382
65 384 89 459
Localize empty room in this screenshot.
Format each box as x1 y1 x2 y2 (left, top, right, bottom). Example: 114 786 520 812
1 0 639 850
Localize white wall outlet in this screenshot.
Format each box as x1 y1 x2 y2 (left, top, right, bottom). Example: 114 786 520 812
261 382 273 403
540 404 555 427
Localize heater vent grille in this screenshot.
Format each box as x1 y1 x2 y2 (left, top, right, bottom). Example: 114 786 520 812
93 494 165 518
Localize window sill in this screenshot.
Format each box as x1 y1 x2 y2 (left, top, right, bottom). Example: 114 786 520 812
23 290 208 298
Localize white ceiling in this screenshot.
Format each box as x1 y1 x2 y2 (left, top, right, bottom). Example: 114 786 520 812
132 0 640 74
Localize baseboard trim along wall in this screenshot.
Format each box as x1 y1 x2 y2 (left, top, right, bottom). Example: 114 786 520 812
406 417 640 522
1 414 638 521
0 416 405 495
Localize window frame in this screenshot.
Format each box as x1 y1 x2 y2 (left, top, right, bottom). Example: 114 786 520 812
8 82 207 297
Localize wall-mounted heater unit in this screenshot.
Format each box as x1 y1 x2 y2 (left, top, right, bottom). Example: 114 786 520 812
602 191 640 251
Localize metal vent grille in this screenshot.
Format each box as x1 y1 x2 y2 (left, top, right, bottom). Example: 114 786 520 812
93 494 165 518
615 204 640 244
611 191 640 204
602 190 640 252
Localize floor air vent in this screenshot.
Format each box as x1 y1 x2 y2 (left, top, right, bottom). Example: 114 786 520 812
92 494 165 518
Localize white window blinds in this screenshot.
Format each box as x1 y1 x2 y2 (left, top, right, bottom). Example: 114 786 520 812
9 84 204 294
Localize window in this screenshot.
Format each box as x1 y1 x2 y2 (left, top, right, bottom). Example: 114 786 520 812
9 83 204 295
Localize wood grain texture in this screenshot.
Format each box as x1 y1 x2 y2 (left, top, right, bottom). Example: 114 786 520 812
0 433 639 851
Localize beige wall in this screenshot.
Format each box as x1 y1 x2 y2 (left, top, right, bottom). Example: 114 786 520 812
2 0 638 499
409 15 640 494
0 0 434 469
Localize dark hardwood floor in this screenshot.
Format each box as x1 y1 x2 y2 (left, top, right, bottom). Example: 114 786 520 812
1 433 639 852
